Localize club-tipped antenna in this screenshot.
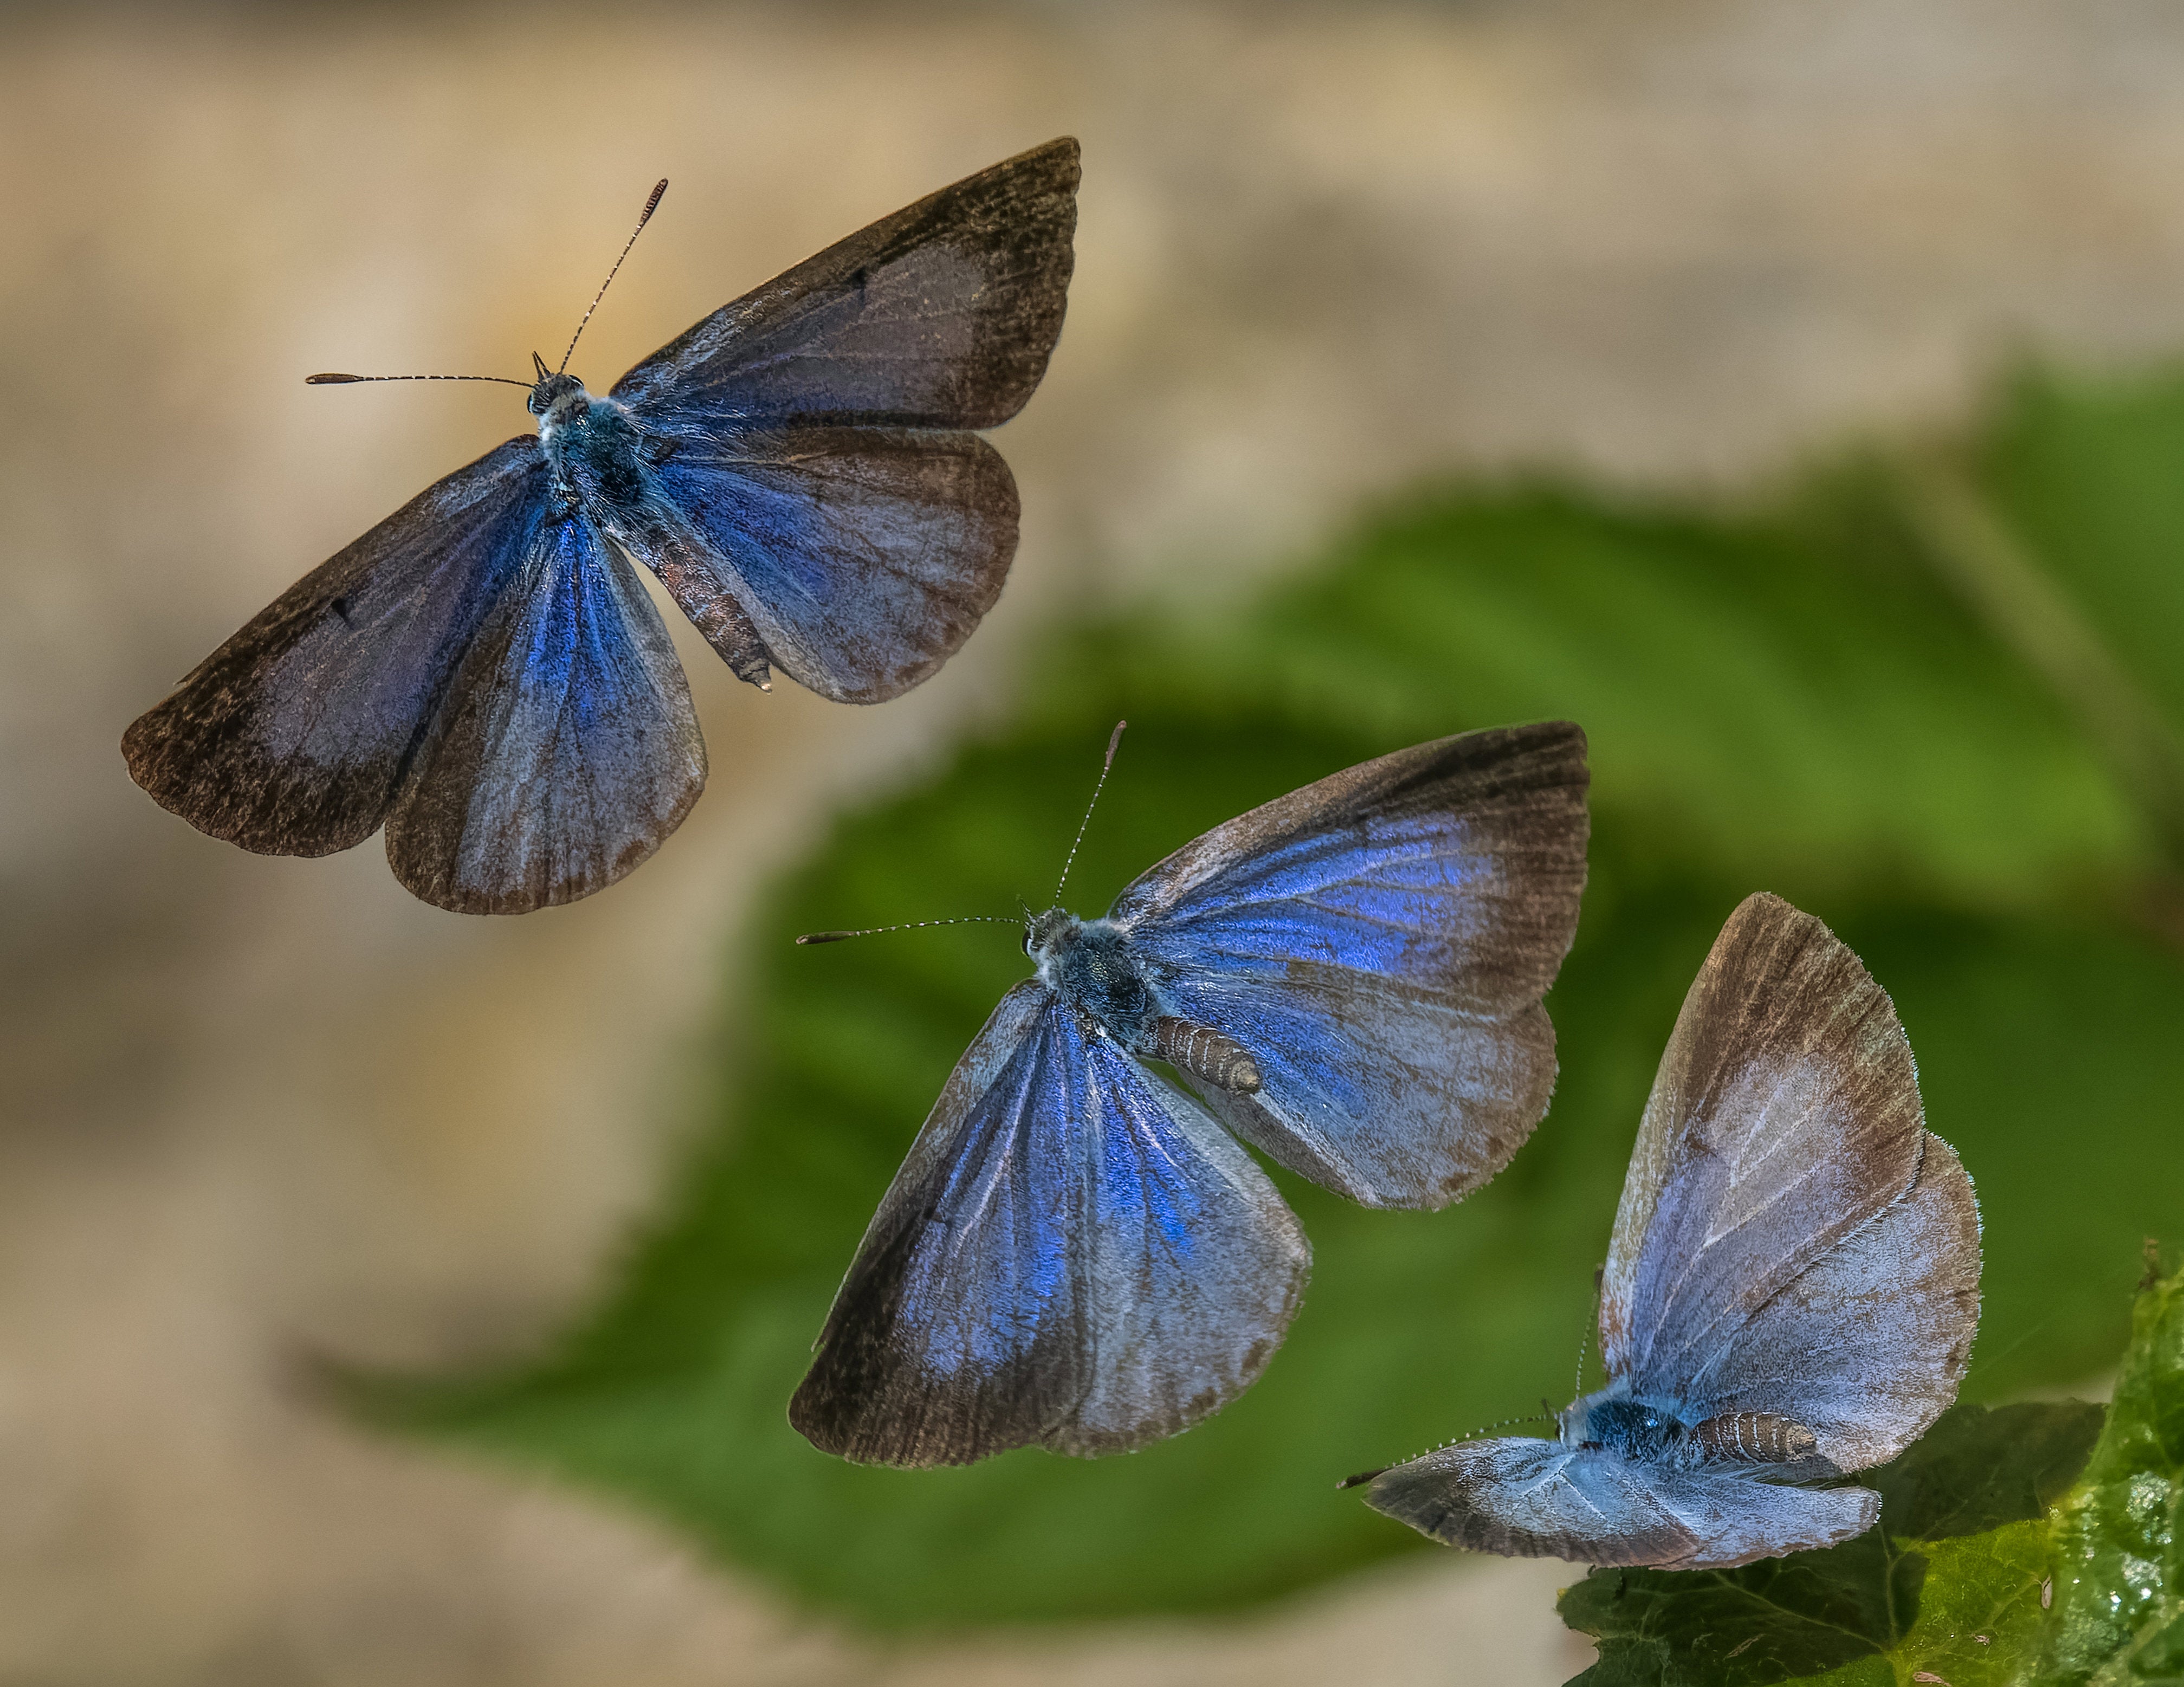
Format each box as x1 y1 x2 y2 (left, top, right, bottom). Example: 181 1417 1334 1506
560 177 668 374
306 372 533 388
796 915 1016 946
1054 720 1127 906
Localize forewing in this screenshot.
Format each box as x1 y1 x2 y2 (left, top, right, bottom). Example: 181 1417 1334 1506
121 437 542 855
383 514 705 914
612 138 1078 430
1600 894 1929 1399
1363 1439 1878 1569
636 425 1017 703
1683 1134 1981 1473
789 986 1308 1468
1117 722 1589 1208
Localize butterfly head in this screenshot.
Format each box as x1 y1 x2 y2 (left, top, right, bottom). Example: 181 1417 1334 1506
527 369 591 425
1023 906 1082 972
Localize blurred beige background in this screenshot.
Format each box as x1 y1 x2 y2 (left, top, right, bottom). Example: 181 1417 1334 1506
8 2 2184 1682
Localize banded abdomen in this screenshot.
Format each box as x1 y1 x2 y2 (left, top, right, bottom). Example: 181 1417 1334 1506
1148 1016 1262 1093
1687 1412 1818 1464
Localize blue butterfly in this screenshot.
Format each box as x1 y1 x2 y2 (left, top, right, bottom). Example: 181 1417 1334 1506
122 140 1079 913
1358 893 1982 1569
789 721 1591 1466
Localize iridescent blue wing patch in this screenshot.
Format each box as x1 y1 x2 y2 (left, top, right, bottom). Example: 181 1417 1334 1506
629 426 1017 703
383 513 705 914
121 437 542 857
790 983 1309 1468
1114 722 1590 1208
1359 894 1980 1570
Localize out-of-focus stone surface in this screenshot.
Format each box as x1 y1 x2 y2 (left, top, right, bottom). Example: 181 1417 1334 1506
6 1 2184 1680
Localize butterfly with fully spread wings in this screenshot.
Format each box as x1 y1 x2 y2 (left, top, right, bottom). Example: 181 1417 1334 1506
790 721 1591 1466
1356 893 1982 1569
122 140 1079 914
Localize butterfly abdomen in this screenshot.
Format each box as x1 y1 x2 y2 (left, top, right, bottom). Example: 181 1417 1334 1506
1149 1016 1263 1094
1685 1412 1817 1464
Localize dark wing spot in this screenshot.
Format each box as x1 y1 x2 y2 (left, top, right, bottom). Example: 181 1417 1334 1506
328 594 352 625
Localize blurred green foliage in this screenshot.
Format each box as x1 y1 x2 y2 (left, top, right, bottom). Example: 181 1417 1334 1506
1560 1400 2105 1686
378 362 2184 1630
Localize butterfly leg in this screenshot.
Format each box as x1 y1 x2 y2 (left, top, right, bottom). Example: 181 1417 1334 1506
1147 1016 1263 1094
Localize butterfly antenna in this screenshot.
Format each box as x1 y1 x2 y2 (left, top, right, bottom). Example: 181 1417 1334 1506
796 915 1016 946
306 372 533 388
1335 1411 1556 1490
560 177 668 374
1572 1262 1605 1399
1054 720 1127 905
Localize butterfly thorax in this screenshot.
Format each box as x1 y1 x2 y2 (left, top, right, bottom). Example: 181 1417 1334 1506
1025 912 1265 1094
1564 1392 1687 1462
1029 913 1158 1039
530 377 650 512
524 373 777 690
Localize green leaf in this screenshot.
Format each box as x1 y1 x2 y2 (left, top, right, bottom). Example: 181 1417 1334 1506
1558 1401 2105 1687
2041 1262 2184 1685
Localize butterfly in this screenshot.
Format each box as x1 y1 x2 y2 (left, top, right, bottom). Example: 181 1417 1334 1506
121 139 1080 914
788 720 1591 1466
1355 892 1982 1569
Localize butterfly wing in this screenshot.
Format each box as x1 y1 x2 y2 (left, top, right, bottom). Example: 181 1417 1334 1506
1677 1135 1980 1473
625 425 1017 703
610 139 1076 703
121 437 544 855
789 983 1309 1468
1600 894 1980 1472
1112 722 1589 1209
1362 1438 1879 1569
382 512 705 914
611 138 1078 430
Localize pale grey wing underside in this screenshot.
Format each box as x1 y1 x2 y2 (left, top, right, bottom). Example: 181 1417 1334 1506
1362 1437 1880 1570
1684 1134 1980 1472
1601 894 1931 1399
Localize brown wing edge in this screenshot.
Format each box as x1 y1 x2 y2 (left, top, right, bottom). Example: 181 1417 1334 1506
120 436 543 859
613 137 1081 431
